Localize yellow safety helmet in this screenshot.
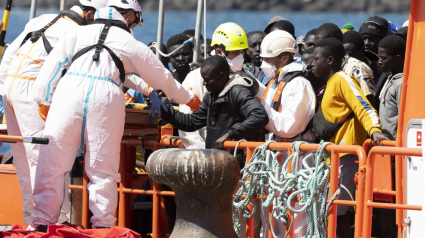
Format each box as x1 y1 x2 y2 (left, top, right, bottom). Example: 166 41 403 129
211 23 248 51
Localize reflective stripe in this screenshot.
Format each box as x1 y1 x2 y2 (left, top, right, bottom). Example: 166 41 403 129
108 7 113 20
66 72 121 87
81 76 95 146
339 71 380 127
56 172 68 223
77 70 121 146
6 74 36 81
45 58 69 102
16 53 43 66
125 72 140 77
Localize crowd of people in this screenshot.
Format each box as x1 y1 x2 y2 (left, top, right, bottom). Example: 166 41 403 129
0 0 409 237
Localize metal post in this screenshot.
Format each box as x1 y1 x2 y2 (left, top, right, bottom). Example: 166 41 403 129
29 0 37 20
155 0 164 59
192 0 203 63
60 0 66 11
0 0 13 60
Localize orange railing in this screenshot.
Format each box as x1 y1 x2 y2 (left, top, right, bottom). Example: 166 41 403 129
361 146 423 238
67 131 424 238
223 141 366 238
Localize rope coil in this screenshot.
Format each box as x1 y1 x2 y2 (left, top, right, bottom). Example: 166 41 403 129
233 140 349 238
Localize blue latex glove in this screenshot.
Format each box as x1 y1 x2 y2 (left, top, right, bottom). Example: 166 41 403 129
148 90 168 117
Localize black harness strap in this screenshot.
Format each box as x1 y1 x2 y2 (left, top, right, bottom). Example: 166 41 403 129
20 14 63 53
20 11 86 54
72 20 129 83
272 71 305 112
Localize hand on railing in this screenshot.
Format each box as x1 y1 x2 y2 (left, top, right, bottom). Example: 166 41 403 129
371 132 391 146
216 133 230 150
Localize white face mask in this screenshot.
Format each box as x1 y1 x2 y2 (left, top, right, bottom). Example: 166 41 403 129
261 60 277 78
226 53 244 72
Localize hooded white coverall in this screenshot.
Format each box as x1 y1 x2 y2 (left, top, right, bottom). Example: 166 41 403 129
178 68 207 149
259 61 316 238
0 10 87 225
31 7 195 228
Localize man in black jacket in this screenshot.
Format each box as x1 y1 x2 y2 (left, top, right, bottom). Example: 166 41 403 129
156 55 269 150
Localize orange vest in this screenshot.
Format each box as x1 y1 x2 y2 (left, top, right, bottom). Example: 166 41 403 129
262 80 288 142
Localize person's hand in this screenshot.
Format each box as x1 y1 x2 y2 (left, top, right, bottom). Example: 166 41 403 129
147 90 168 118
371 131 391 146
186 93 202 111
0 20 3 33
216 133 230 150
190 62 202 71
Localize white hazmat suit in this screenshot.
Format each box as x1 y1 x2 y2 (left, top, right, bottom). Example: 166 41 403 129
178 68 207 149
259 61 316 238
31 7 197 228
0 7 91 225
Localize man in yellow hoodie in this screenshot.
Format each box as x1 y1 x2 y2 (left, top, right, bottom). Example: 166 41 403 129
311 38 389 237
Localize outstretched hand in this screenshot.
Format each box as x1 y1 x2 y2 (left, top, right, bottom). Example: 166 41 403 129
186 93 202 111
216 133 230 150
147 90 167 118
371 131 391 146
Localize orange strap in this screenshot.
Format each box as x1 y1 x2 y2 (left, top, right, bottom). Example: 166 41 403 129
16 53 43 66
6 74 36 81
262 81 286 112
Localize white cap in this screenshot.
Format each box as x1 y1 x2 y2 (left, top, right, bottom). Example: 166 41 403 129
260 30 298 58
79 0 109 10
107 0 142 26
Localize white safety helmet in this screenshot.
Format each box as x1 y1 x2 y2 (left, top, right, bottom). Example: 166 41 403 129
107 0 143 26
260 30 298 58
79 0 109 10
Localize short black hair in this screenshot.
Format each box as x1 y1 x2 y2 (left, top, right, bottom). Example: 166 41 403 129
247 31 266 39
270 20 295 38
167 34 191 49
182 29 204 40
316 23 343 43
343 31 364 50
395 27 408 42
303 47 315 55
315 38 345 64
306 28 317 38
378 35 406 58
201 55 230 77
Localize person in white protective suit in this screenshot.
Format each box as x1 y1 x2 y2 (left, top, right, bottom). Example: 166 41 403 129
0 0 109 226
258 30 316 237
30 0 202 231
178 69 207 149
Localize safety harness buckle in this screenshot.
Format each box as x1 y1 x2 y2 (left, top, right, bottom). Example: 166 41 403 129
30 31 42 43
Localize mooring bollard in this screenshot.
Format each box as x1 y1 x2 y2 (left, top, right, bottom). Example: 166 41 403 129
147 149 240 238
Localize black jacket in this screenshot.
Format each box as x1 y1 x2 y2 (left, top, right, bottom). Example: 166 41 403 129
161 73 269 149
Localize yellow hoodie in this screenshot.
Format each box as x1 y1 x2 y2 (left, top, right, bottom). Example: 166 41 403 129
321 71 382 151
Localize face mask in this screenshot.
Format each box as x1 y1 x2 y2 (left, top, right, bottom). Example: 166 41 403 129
261 60 277 78
226 54 244 72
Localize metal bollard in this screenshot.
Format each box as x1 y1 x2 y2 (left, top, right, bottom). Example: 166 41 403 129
147 149 240 238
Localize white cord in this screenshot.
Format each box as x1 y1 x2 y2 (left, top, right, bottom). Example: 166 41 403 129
150 37 195 58
203 0 207 59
